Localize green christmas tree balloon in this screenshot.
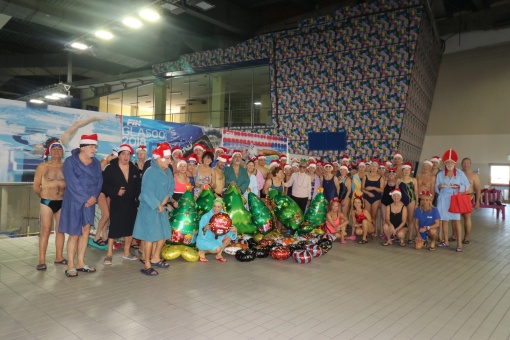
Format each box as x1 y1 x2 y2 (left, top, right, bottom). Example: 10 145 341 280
223 184 257 234
248 192 274 235
268 189 303 230
168 190 198 246
196 185 215 218
301 189 327 234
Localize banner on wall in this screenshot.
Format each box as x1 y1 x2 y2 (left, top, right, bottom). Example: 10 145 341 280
0 99 223 183
221 129 288 163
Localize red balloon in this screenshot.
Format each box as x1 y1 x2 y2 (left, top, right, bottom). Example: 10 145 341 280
270 246 291 261
209 213 232 238
293 250 313 263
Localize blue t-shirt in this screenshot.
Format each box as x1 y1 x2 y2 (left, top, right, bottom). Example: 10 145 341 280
414 207 440 228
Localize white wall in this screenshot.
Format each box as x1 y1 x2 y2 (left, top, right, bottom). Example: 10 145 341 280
420 43 510 188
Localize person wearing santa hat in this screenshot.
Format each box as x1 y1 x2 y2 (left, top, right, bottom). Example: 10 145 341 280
350 161 365 206
325 198 349 244
284 160 312 213
256 155 269 197
381 188 408 246
195 150 214 198
186 153 199 197
193 143 206 162
211 154 228 197
416 160 436 198
308 161 321 200
33 141 67 270
430 156 441 176
101 144 141 264
458 157 481 244
224 150 250 194
393 152 404 179
132 143 175 276
435 148 470 252
59 134 103 277
279 154 288 167
169 157 190 208
338 165 352 217
362 161 386 237
322 163 340 203
212 146 228 167
380 167 398 238
263 166 285 198
133 145 151 178
171 146 183 172
397 162 418 244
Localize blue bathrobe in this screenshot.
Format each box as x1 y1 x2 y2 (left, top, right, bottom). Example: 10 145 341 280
223 165 250 193
133 159 175 242
197 208 237 252
435 168 470 221
60 148 102 236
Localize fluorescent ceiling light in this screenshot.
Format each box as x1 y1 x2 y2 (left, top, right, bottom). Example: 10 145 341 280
138 94 149 98
70 42 89 50
122 17 143 28
45 95 60 100
254 102 262 105
139 9 161 21
169 91 182 95
161 3 186 15
52 93 68 98
109 97 120 100
188 0 215 11
29 99 44 104
95 30 114 40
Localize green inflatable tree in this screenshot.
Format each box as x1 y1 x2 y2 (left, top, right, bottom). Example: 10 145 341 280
301 189 327 234
248 192 275 235
168 190 198 246
223 184 257 234
268 189 303 230
195 185 215 218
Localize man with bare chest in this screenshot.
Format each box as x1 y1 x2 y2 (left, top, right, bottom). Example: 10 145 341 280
459 157 481 243
212 155 227 197
416 160 436 195
33 142 67 270
256 155 269 179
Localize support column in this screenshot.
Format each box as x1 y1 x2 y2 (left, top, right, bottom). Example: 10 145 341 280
154 78 167 121
210 76 225 127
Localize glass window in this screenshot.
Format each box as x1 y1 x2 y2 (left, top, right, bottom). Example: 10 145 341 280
137 84 154 119
122 87 138 116
490 165 510 186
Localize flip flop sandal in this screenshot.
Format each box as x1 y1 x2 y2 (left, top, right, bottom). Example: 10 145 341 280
93 239 106 246
76 265 96 273
215 258 227 263
400 242 406 247
36 264 47 270
122 254 138 261
438 242 450 248
448 237 457 242
429 246 436 251
140 267 158 276
53 259 68 265
407 240 414 245
65 268 78 277
103 257 113 265
130 244 140 249
462 240 470 244
199 257 209 262
150 260 169 268
358 240 368 244
456 246 463 252
382 242 391 246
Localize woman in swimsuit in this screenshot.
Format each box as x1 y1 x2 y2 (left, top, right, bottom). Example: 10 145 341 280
325 198 349 243
263 166 285 196
380 167 397 238
350 196 376 244
362 161 385 236
337 165 352 217
321 163 340 202
308 162 320 200
397 162 418 244
382 188 408 246
195 151 214 198
170 159 190 209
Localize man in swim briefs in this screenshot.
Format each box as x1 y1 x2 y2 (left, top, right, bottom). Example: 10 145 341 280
33 141 67 270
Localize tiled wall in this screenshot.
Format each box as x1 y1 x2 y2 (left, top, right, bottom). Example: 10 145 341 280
153 0 442 163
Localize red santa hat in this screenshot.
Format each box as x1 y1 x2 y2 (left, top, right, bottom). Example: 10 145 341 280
423 159 433 167
307 160 317 168
358 160 366 167
291 162 299 168
152 143 171 159
215 146 228 154
393 152 403 159
257 154 267 160
176 157 187 167
193 143 206 152
269 160 280 169
187 153 199 163
385 160 393 167
279 154 287 161
171 145 182 156
44 141 65 159
430 155 441 163
389 188 402 196
118 144 134 155
284 164 292 170
231 149 242 157
216 154 230 164
402 162 413 170
341 155 350 163
136 145 147 153
332 160 339 166
80 134 98 145
323 162 333 169
339 165 349 171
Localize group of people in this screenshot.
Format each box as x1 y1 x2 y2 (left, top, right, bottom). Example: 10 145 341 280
34 135 481 278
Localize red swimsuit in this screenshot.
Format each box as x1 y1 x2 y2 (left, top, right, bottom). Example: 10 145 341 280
355 211 367 224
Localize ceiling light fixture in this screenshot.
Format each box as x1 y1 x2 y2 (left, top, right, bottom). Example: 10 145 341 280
161 3 186 15
52 93 68 99
138 94 149 98
254 102 262 105
29 99 45 104
45 95 60 100
70 42 89 50
95 30 114 40
122 17 143 28
139 9 161 21
187 0 215 11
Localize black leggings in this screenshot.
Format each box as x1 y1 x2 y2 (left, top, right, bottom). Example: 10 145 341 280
291 195 308 214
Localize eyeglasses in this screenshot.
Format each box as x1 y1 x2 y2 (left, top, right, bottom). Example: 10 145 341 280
187 161 197 164
161 157 171 162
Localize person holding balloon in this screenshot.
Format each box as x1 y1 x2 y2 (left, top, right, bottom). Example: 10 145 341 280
197 198 237 263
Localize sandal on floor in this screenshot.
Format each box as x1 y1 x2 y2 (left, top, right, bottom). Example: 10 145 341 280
448 237 457 242
456 246 463 252
36 264 47 270
150 260 169 268
400 242 406 247
215 257 227 263
140 267 158 276
358 239 368 244
438 242 450 248
103 257 113 265
93 239 106 246
76 265 96 273
122 254 138 261
199 257 208 262
382 242 391 246
53 259 68 265
462 239 470 244
130 244 140 250
407 239 414 245
429 246 436 251
65 268 78 277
